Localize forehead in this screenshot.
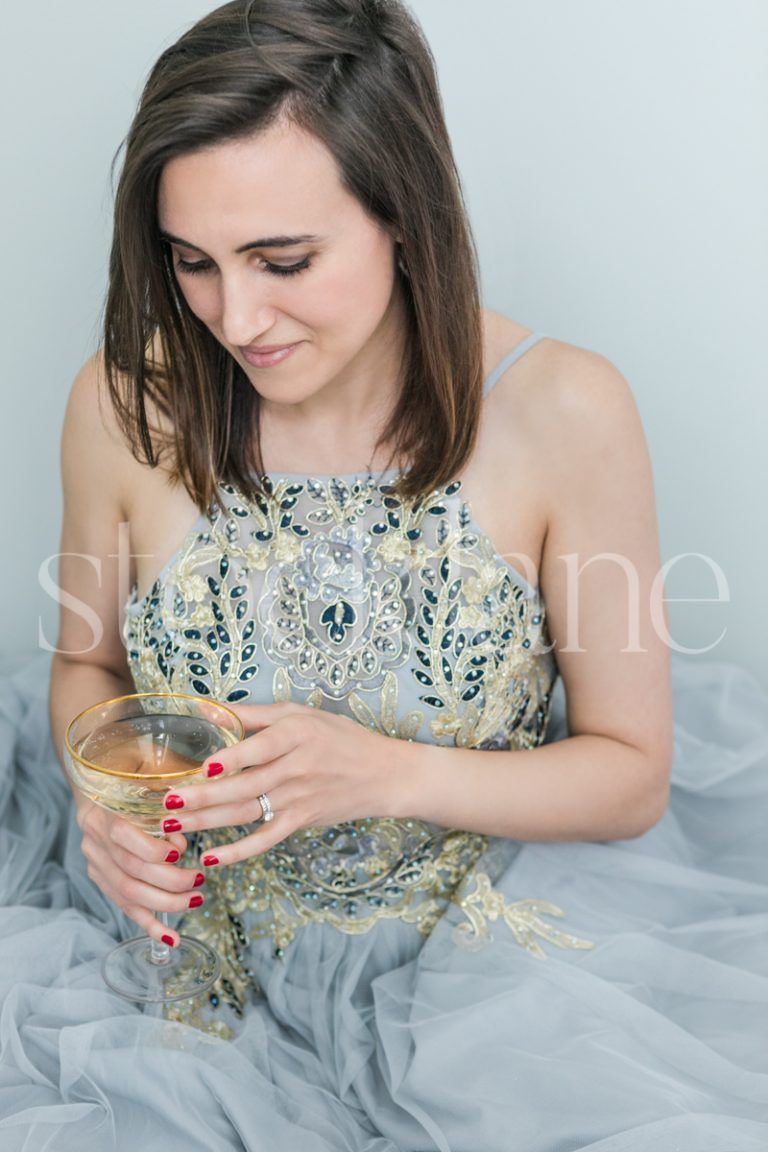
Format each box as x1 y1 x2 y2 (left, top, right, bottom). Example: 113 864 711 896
157 121 351 238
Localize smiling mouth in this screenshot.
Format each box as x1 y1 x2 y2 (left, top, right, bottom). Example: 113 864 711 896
240 342 301 368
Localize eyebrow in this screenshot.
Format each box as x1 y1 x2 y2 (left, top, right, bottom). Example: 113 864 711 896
159 230 321 253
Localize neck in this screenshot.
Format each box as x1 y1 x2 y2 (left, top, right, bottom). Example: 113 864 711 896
259 292 409 475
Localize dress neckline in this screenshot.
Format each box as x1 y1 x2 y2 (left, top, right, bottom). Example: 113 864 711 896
261 467 399 483
125 469 540 619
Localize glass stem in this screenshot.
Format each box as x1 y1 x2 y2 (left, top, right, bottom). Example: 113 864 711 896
150 913 172 965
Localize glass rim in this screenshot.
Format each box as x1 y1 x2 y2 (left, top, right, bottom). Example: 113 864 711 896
64 691 245 779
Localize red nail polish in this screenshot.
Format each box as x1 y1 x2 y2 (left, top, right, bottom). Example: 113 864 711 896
202 854 220 867
164 794 185 810
165 849 180 863
193 873 205 888
189 894 204 909
163 818 183 834
207 762 224 778
161 934 176 948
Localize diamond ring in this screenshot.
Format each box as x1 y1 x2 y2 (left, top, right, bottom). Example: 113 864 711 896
258 792 274 823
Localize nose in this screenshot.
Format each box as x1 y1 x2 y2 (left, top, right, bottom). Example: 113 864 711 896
218 273 277 347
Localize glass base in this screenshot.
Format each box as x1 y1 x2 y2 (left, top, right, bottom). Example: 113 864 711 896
102 935 221 1004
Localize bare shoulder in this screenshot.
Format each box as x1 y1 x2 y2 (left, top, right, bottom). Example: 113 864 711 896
65 351 120 441
482 315 645 468
63 349 178 515
62 352 133 514
531 339 648 491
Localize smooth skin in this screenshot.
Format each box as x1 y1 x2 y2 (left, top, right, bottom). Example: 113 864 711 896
50 120 672 946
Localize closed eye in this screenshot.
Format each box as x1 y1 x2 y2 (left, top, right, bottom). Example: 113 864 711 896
173 255 312 277
263 256 311 277
175 257 214 276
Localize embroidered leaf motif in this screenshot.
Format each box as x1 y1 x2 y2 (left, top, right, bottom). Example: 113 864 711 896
226 689 250 703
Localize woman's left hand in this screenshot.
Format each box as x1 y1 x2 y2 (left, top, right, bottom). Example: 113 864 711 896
161 703 409 866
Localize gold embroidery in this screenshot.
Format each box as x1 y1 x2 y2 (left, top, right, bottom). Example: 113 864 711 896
348 671 423 740
455 871 595 957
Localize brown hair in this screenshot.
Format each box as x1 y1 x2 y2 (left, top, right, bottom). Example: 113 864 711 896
104 0 483 509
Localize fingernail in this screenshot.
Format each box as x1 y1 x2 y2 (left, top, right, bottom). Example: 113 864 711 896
163 818 183 834
189 894 204 909
202 854 220 867
193 873 205 888
161 934 176 948
165 849 180 863
164 794 185 810
206 762 224 778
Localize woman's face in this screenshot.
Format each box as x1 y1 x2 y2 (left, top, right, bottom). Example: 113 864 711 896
157 121 405 417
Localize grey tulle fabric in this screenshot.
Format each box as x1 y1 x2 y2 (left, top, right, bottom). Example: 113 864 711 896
0 652 766 1150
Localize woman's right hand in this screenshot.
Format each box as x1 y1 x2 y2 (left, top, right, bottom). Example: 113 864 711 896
74 796 204 946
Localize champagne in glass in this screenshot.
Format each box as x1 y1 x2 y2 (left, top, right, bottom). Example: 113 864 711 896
64 693 244 1004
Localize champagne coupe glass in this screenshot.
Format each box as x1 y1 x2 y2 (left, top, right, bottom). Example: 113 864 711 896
64 692 244 1004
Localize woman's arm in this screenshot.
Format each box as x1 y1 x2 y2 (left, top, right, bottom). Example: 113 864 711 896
50 353 137 757
50 354 200 944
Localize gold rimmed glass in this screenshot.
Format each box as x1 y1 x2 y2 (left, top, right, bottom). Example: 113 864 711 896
64 693 244 1004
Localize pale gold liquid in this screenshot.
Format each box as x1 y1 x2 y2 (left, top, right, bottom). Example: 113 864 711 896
72 714 239 832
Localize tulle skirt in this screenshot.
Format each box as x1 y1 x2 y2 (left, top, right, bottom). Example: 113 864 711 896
0 654 766 1151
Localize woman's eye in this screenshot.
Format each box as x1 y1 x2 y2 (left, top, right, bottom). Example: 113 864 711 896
263 257 311 277
175 257 213 276
172 254 312 277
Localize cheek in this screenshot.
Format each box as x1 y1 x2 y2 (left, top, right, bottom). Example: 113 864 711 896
318 249 395 333
177 278 219 324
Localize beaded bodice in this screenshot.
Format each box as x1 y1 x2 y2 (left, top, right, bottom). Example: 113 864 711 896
124 472 555 750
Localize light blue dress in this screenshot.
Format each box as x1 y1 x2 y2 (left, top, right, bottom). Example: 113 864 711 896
0 334 766 1151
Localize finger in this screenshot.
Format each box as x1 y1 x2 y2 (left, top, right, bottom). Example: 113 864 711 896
106 815 178 859
110 843 206 894
159 794 270 835
167 763 282 816
179 719 300 785
198 784 304 866
84 831 206 896
122 905 190 948
163 830 189 860
104 868 208 918
228 701 306 733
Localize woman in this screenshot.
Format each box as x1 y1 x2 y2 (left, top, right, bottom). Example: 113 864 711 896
2 1 764 1149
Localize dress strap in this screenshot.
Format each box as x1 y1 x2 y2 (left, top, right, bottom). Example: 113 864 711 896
483 332 547 397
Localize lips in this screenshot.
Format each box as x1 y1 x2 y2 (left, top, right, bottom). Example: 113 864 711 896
240 342 300 369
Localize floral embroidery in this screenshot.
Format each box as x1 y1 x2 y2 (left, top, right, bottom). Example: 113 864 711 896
455 872 594 957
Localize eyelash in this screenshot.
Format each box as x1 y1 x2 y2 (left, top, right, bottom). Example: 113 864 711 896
174 256 311 278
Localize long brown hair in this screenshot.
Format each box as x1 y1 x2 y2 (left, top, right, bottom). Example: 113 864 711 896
104 0 483 510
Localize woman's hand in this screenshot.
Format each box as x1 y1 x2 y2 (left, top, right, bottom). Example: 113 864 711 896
75 797 206 946
160 704 406 867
